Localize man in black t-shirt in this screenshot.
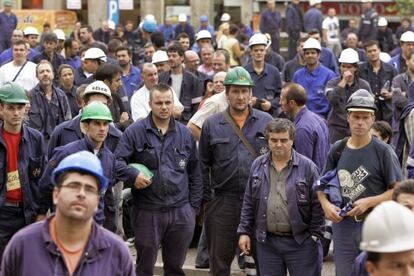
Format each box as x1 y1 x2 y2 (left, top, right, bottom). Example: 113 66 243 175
317 89 402 276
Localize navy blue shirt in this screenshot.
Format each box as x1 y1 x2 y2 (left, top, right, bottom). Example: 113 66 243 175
304 7 323 34
1 215 135 276
237 151 324 245
199 108 272 201
293 63 336 116
0 123 46 224
28 84 72 141
47 115 122 158
294 106 330 172
244 62 282 117
121 65 141 99
115 115 203 211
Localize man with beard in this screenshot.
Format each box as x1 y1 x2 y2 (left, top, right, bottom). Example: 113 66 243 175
116 46 141 100
63 38 80 70
28 60 72 145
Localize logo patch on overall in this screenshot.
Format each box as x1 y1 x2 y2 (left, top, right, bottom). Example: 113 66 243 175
179 159 186 169
259 147 268 155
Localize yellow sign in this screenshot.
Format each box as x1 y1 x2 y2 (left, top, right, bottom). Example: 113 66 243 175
15 10 78 36
6 170 21 191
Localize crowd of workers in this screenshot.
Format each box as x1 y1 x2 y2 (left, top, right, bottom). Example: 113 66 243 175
0 0 414 275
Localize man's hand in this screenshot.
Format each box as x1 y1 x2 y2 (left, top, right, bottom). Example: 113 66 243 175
261 99 272 111
347 197 372 217
173 106 182 118
238 234 251 255
320 200 343 223
250 97 257 107
36 214 47 222
380 89 393 100
120 112 129 123
134 173 152 189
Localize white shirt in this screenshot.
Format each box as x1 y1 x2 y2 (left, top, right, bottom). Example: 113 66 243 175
171 73 183 99
189 91 228 128
130 85 184 122
322 17 340 41
0 60 38 91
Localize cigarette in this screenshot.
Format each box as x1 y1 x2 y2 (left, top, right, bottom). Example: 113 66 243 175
239 252 245 257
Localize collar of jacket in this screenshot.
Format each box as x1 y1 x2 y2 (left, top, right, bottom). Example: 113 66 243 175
42 214 111 261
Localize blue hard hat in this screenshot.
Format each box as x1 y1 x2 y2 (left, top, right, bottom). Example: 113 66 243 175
200 15 208 22
51 151 108 191
142 20 158 33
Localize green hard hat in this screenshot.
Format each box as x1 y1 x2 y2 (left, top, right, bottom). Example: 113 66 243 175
81 101 113 122
0 82 29 104
129 163 154 179
223 66 254 87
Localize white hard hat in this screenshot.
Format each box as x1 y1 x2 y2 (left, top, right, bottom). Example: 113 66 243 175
84 81 112 100
53 29 65 40
23 26 39 36
144 14 156 22
361 0 372 3
248 33 271 49
302 38 321 51
221 13 231 22
400 31 414 43
360 201 414 253
107 20 116 30
152 50 168 64
338 48 359 63
196 30 212 41
379 52 391 63
378 17 388 27
82 47 107 63
178 13 187 22
309 0 322 6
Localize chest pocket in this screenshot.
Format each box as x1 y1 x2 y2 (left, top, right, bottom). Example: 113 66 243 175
136 143 158 170
210 137 231 161
29 157 43 180
264 86 276 101
251 175 262 199
174 147 190 171
255 133 269 156
295 180 310 206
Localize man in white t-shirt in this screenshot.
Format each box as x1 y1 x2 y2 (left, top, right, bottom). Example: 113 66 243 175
322 8 342 58
0 40 37 91
187 71 227 141
130 63 183 121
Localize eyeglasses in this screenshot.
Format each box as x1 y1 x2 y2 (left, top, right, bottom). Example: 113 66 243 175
61 182 99 195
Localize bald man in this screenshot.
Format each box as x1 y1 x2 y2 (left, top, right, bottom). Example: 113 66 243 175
187 71 227 141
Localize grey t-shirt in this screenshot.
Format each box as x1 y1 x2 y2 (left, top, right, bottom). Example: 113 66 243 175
171 73 183 100
324 137 401 204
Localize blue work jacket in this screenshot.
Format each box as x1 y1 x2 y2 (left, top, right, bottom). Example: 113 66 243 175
1 215 135 276
0 123 46 224
38 137 129 222
244 62 282 117
294 106 330 172
115 114 203 211
293 63 336 116
199 108 272 201
237 151 324 245
47 115 122 158
121 65 141 100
